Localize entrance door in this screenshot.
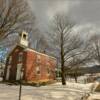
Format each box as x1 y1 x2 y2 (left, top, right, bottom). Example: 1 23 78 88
6 65 11 80
16 64 22 80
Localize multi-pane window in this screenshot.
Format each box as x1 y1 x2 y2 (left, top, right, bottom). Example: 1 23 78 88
47 67 50 75
46 62 50 75
36 55 41 64
18 53 23 62
36 66 40 75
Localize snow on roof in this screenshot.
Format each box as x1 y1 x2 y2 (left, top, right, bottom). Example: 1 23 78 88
24 48 56 60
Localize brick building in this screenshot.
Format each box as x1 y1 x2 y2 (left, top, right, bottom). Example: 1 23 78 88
4 31 56 83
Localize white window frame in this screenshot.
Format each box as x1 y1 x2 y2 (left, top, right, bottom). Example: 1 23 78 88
18 52 23 62
36 66 41 75
36 55 41 64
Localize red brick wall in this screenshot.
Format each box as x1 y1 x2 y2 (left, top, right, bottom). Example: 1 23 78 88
4 45 56 83
24 51 36 81
25 50 56 82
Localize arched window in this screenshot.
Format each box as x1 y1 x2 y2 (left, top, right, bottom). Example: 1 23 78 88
23 34 27 40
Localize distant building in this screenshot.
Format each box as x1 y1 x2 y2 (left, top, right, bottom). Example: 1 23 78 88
4 31 56 83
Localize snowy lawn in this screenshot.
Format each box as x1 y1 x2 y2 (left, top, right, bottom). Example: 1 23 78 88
0 82 99 100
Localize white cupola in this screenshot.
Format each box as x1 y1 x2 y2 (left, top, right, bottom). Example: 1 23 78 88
18 31 29 47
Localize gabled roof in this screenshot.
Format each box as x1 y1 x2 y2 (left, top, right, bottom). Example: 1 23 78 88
7 44 56 60
7 44 26 58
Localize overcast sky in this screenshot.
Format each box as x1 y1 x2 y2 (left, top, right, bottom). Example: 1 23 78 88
28 0 100 34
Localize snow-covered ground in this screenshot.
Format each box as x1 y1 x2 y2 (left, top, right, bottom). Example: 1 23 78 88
0 82 99 100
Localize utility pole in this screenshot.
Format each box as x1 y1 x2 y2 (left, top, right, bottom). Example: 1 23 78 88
19 76 22 100
19 68 24 100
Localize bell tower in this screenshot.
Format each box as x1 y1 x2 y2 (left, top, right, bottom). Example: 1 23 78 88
19 31 29 47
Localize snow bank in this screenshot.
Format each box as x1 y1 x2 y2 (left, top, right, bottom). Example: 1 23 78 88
52 82 99 92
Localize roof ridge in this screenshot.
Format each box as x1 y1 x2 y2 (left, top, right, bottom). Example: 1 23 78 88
24 48 56 60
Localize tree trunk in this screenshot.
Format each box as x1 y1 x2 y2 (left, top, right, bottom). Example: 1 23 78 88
74 74 78 83
61 32 66 85
61 66 66 85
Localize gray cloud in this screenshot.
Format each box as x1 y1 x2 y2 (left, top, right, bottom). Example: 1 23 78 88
71 0 100 24
28 0 100 33
28 0 80 30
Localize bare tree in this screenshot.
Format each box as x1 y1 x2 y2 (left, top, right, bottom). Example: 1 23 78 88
48 13 84 85
88 33 100 64
66 51 91 83
0 0 36 41
34 37 49 53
